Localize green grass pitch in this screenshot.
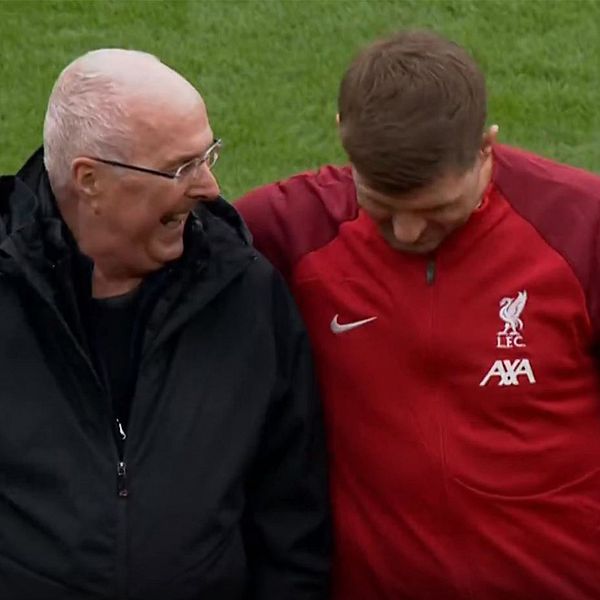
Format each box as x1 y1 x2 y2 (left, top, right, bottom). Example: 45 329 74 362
0 0 598 199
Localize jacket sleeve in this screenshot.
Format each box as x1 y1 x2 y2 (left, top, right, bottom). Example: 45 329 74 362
236 167 357 283
235 185 297 280
243 269 331 599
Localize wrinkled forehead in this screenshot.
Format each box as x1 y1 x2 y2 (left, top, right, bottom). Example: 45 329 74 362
127 95 213 164
353 165 477 210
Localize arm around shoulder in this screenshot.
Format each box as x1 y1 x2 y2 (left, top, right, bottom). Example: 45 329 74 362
236 166 356 282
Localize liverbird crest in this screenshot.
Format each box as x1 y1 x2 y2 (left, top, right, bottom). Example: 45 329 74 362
498 290 528 337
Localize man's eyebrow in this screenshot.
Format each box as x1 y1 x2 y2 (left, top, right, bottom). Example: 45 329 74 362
165 139 215 168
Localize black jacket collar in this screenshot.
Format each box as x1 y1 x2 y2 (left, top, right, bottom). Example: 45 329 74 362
0 148 258 353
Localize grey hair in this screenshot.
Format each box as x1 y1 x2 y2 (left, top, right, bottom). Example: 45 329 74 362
43 49 164 193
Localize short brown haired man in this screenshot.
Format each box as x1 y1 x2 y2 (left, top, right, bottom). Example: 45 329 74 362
237 30 600 599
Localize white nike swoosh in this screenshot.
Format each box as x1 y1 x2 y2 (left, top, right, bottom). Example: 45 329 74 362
330 314 378 334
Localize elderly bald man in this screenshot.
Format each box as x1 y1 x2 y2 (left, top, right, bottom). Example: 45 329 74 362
0 50 330 599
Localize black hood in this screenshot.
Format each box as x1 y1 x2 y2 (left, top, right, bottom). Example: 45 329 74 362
0 154 69 282
0 149 54 242
0 177 41 242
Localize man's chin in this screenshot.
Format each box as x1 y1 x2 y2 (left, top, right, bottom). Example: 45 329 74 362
153 239 185 265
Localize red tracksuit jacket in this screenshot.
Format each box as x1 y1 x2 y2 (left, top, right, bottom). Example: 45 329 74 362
236 145 600 599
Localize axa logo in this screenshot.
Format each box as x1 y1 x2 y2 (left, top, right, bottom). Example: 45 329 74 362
497 290 527 348
479 358 536 387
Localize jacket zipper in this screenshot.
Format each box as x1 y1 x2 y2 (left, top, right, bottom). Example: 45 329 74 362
116 420 128 497
424 256 474 596
117 460 128 497
28 280 130 597
24 277 131 598
115 416 129 599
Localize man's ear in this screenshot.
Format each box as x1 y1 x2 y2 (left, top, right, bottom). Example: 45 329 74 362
481 124 499 158
71 157 102 210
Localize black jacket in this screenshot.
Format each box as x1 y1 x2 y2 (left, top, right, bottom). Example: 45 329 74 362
0 150 331 599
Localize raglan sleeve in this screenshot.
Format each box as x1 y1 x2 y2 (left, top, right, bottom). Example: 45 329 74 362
242 267 331 600
235 184 297 279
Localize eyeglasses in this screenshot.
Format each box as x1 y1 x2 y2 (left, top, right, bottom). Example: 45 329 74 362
89 138 222 181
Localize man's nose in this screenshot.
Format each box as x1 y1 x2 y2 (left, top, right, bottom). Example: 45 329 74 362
391 213 427 244
186 163 220 201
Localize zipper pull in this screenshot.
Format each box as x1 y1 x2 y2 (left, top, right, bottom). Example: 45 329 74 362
116 418 127 441
117 461 129 498
426 259 436 285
